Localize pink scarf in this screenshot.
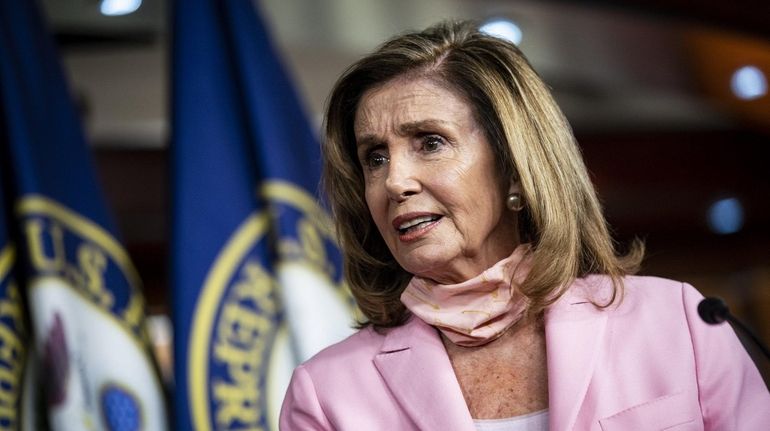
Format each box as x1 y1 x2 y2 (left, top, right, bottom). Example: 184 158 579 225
400 244 532 347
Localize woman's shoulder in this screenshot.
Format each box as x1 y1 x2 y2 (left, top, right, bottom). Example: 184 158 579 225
562 274 703 319
621 274 690 290
581 273 689 291
570 273 693 299
620 274 696 303
618 274 702 309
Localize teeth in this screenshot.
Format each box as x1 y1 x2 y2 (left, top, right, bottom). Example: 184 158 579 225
399 215 438 231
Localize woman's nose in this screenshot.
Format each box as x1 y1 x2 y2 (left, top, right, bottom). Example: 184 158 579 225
384 155 421 202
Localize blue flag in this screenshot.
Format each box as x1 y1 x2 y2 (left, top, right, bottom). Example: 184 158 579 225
0 1 168 429
171 1 355 429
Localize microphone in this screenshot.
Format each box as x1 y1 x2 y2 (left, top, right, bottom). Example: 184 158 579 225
698 297 770 362
697 297 730 324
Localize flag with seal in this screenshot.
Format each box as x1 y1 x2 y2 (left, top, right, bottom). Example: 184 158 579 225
171 1 356 430
0 1 168 429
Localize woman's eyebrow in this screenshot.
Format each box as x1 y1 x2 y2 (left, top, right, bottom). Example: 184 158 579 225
355 134 382 150
397 119 452 135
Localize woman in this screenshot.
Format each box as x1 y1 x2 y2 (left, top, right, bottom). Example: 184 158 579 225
280 21 770 430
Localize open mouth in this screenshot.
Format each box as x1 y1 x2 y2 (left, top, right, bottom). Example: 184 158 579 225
397 215 442 235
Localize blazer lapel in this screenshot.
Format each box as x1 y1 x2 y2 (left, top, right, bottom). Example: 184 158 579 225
373 317 476 431
545 276 610 431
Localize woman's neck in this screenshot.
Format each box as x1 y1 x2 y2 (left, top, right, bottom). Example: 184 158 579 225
441 313 549 419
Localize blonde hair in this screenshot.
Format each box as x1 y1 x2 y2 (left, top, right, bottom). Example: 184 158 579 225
323 21 643 328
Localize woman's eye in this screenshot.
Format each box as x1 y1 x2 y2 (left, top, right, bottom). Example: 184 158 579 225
364 151 388 169
422 135 444 152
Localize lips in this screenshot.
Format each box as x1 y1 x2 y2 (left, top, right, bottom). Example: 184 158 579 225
392 212 443 241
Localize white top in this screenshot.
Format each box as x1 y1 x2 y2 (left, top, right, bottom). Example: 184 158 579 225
473 409 549 431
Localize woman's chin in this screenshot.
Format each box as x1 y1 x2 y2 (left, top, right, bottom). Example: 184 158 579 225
399 255 449 276
396 250 463 281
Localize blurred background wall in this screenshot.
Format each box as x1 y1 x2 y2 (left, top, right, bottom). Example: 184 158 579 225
41 0 770 382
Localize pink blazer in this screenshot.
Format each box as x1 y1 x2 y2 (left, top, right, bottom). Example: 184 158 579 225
280 276 770 430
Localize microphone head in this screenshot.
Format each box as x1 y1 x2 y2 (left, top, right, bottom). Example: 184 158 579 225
698 297 729 325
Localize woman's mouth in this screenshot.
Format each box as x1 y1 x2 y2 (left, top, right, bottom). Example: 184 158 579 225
394 214 443 241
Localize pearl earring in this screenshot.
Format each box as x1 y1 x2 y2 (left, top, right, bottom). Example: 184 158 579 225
505 193 524 211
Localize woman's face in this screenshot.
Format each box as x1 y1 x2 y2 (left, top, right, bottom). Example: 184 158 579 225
354 76 520 284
